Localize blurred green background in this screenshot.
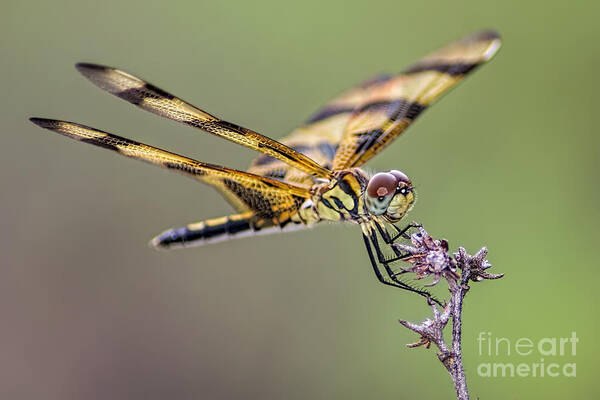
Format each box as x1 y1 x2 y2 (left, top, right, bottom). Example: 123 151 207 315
2 0 598 398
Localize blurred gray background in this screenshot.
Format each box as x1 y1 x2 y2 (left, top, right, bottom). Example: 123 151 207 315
2 0 598 399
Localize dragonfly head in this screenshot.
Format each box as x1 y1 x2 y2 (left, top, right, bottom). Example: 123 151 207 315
365 170 415 222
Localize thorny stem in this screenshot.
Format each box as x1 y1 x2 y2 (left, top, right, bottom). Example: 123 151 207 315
395 228 503 400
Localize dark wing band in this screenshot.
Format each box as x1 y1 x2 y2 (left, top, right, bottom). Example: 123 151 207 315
332 30 502 170
75 63 332 179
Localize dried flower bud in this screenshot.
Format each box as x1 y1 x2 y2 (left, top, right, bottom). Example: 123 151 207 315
393 227 457 286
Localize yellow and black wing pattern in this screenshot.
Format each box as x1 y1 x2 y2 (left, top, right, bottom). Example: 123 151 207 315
248 75 392 185
331 30 502 169
29 118 310 224
75 63 332 180
248 30 500 183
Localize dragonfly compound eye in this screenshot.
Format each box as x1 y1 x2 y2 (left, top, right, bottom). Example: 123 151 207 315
389 169 411 185
367 172 398 198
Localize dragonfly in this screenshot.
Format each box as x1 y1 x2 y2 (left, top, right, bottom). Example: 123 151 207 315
30 30 501 301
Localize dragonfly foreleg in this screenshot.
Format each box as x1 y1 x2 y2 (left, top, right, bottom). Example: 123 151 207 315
388 222 422 242
373 221 422 245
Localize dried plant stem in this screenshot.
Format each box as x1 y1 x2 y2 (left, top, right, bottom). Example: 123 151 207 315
446 266 469 399
395 228 503 400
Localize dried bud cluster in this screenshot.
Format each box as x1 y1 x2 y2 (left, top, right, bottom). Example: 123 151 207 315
394 226 503 286
454 247 504 282
394 226 459 286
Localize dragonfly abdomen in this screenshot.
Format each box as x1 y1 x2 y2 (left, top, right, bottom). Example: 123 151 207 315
151 213 308 249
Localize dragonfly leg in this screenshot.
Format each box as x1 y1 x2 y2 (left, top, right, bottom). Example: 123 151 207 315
376 221 421 245
388 222 422 242
362 234 418 292
373 223 416 263
362 233 442 306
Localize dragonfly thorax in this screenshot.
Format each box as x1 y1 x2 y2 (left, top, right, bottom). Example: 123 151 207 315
297 168 414 225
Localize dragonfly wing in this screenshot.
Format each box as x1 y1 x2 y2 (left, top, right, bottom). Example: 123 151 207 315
30 118 310 222
331 30 502 170
75 63 332 179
